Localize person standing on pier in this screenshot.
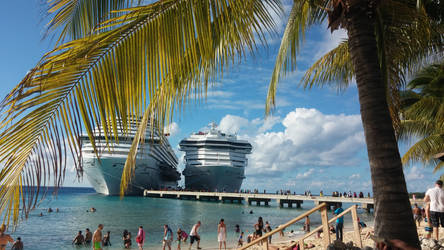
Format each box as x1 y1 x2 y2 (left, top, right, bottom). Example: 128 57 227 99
217 219 226 250
333 204 344 241
189 221 201 250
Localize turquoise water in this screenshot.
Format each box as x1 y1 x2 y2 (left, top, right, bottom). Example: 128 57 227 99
7 188 374 249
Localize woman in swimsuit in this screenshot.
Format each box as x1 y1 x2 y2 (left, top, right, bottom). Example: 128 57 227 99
255 217 264 237
0 224 13 250
217 219 227 250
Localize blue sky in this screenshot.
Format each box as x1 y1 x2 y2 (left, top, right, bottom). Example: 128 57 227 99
0 0 440 194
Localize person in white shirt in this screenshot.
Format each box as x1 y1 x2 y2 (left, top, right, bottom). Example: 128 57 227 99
189 221 201 250
425 180 444 240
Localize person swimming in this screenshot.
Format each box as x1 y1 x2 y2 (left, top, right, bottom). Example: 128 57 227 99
235 224 240 233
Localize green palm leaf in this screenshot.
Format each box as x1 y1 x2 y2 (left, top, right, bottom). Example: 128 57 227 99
0 0 281 226
266 0 326 114
300 41 352 90
46 0 136 42
296 0 442 133
399 62 444 170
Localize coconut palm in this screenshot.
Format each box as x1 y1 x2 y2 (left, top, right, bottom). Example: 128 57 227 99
0 0 438 246
265 0 442 247
399 63 444 172
0 0 282 228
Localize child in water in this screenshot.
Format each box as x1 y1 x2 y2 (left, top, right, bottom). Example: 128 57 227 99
238 232 244 247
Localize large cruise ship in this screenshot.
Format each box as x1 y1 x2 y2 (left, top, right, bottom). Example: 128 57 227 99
179 123 252 192
80 119 180 195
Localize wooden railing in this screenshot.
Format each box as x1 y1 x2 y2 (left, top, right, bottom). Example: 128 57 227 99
239 203 362 250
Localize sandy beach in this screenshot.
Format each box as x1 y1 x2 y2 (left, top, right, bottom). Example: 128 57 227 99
228 222 444 250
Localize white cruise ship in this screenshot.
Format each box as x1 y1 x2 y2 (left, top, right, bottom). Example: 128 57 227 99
80 119 180 195
179 123 252 192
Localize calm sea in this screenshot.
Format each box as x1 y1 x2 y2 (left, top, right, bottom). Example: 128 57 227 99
8 187 374 249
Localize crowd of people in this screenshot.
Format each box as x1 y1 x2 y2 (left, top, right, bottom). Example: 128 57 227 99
303 190 371 198
66 216 284 250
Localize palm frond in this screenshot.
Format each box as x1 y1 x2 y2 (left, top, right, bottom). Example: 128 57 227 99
403 97 444 122
266 0 324 114
398 119 442 140
0 0 281 226
300 41 353 90
45 0 135 42
399 61 444 171
402 134 444 170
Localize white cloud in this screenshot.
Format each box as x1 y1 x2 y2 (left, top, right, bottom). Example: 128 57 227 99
295 168 315 179
258 116 281 133
217 108 366 179
349 174 360 180
206 90 234 98
406 166 425 181
219 115 250 135
314 26 348 59
164 122 180 137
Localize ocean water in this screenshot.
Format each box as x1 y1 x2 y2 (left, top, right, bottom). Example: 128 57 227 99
7 187 374 249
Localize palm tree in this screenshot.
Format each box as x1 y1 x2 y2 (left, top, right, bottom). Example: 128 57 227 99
399 63 444 172
265 0 443 246
0 0 282 228
0 0 438 246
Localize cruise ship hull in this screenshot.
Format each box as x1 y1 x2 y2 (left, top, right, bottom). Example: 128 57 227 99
83 157 178 195
183 165 244 192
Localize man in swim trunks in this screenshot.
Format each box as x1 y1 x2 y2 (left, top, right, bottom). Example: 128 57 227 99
189 221 201 249
0 224 13 250
412 203 423 227
85 228 92 244
92 224 104 250
72 231 85 245
425 180 444 240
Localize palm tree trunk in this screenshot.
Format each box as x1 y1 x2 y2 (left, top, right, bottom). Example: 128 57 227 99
346 0 419 248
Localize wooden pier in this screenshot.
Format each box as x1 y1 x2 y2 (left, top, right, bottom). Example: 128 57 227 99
142 190 397 212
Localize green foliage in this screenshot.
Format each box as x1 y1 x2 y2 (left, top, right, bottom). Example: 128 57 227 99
399 63 444 172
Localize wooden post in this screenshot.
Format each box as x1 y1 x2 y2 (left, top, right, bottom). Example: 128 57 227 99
265 238 269 250
351 205 363 248
320 206 331 248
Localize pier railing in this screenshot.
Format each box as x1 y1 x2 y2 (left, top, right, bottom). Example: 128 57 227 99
238 203 362 250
